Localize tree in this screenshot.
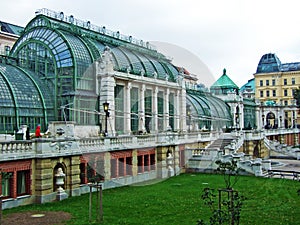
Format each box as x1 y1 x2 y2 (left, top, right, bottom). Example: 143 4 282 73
197 160 246 225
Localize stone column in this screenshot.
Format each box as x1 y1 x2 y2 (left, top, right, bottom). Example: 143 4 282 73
139 84 146 133
132 149 138 176
152 87 158 133
96 46 116 136
174 90 180 131
255 106 261 129
164 88 170 131
104 152 111 181
180 88 187 132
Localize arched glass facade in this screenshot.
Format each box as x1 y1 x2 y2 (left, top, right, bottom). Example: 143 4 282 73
186 90 232 130
0 63 54 133
10 14 180 125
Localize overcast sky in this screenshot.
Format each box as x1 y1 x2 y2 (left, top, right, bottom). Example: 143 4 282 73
2 0 300 86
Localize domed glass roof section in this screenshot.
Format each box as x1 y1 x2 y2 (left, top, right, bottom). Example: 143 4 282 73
256 53 300 73
256 53 281 73
186 90 232 129
0 63 54 133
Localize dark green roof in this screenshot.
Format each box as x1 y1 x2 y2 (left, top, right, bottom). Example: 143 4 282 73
240 78 255 92
211 68 238 89
0 21 24 36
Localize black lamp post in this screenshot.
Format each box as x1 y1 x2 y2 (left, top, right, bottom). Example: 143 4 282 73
103 102 109 136
262 114 265 128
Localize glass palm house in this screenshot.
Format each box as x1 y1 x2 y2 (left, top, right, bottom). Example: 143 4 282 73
0 9 232 134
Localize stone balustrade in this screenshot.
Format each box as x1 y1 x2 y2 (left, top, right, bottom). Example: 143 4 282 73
0 131 218 161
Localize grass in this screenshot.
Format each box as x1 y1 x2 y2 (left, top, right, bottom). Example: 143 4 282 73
3 173 300 225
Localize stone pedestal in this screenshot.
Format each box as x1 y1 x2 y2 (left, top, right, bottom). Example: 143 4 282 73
55 168 68 201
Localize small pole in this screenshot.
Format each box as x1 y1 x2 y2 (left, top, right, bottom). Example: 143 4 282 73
99 183 103 222
89 184 92 222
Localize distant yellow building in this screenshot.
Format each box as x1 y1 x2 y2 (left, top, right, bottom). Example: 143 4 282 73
0 21 23 56
254 53 299 128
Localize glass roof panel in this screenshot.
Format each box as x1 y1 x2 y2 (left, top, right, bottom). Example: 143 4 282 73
61 31 92 77
120 48 144 74
110 46 131 71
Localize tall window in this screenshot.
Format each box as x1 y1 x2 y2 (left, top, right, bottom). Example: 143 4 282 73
272 79 276 86
130 87 139 133
17 170 30 195
292 78 296 85
284 89 288 96
169 93 175 130
1 172 12 198
157 91 164 131
110 151 132 178
137 150 156 173
266 90 270 97
284 79 287 85
266 80 269 86
145 90 152 133
260 91 263 97
115 85 124 134
272 90 276 97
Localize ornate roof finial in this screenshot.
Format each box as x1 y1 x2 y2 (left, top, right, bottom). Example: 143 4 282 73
223 68 226 75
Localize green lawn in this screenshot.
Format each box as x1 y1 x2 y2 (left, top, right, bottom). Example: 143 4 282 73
3 173 300 225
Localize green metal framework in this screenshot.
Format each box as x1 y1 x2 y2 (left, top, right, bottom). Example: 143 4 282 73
0 63 54 133
10 12 179 125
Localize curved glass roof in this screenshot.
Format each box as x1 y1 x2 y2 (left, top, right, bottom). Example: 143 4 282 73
187 90 232 129
8 11 181 125
12 13 179 81
0 63 54 132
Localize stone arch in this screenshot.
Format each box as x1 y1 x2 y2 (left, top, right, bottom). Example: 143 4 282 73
266 112 276 129
53 162 67 192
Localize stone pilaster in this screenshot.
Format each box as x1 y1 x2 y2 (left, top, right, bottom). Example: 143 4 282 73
35 159 54 203
97 46 116 136
104 152 111 180
125 82 132 134
68 156 81 197
132 149 138 176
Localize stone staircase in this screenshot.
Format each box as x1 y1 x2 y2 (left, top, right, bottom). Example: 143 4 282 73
207 133 235 151
187 133 238 172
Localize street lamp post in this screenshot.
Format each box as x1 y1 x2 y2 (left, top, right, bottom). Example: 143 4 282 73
262 114 265 129
103 102 109 137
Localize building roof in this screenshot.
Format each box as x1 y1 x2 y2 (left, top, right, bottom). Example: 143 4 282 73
240 78 255 93
11 9 179 84
210 68 239 89
186 90 232 129
0 21 24 36
256 53 300 73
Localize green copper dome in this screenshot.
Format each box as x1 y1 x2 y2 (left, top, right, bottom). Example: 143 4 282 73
210 68 239 95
